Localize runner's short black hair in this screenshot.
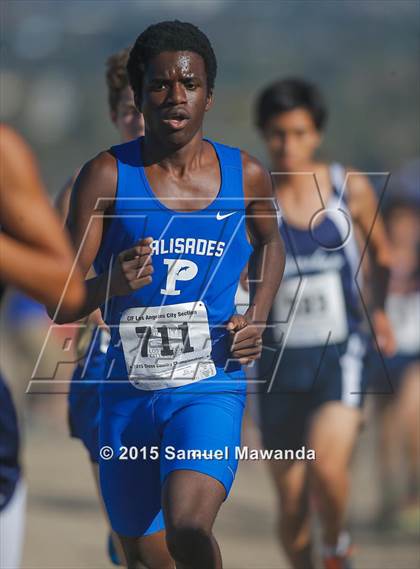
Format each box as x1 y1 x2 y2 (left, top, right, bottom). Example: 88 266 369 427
127 20 217 101
255 78 328 131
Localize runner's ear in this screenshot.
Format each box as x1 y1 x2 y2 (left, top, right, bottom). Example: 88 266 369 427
205 89 214 112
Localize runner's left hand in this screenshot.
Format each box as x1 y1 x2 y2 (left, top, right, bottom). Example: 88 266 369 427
226 314 264 364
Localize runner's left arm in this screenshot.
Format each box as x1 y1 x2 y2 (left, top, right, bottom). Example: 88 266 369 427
347 170 396 356
227 152 285 364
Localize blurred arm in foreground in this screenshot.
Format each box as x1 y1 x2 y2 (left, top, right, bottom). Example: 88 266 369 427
0 124 85 315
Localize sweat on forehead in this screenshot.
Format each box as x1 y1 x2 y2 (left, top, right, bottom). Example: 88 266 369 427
146 51 206 77
178 53 192 74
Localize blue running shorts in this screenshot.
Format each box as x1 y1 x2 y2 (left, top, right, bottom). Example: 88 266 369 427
99 372 246 537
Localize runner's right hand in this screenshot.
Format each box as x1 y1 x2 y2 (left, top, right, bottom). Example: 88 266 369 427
110 237 154 296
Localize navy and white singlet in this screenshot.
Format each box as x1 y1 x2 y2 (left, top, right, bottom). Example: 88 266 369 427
0 375 21 512
269 163 362 348
96 137 253 536
0 251 21 513
258 163 370 451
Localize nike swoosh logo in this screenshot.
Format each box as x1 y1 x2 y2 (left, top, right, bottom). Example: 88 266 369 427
216 211 236 221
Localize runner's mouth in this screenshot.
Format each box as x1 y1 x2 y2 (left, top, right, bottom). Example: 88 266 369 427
161 117 190 131
161 109 190 131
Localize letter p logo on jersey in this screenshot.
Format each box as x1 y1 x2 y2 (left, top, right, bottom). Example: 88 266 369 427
161 258 198 295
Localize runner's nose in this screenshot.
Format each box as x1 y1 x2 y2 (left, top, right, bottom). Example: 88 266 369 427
167 81 187 105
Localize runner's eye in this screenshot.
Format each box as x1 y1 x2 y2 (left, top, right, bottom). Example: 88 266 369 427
184 81 197 91
151 81 166 92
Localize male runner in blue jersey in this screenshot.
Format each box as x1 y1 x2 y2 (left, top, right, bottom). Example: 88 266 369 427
52 21 284 569
252 79 395 569
55 48 144 565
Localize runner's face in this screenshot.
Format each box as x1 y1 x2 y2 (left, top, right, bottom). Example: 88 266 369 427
262 108 321 171
388 207 419 248
140 51 212 146
112 86 145 142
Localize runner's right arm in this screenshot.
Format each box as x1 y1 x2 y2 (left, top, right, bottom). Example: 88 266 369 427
55 169 107 330
347 170 396 356
51 151 153 324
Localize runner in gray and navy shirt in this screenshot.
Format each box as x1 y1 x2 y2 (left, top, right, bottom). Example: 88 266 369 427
251 79 395 569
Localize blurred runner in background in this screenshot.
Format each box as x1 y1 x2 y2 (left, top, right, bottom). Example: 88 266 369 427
252 78 395 569
0 124 84 569
371 197 419 533
55 48 144 566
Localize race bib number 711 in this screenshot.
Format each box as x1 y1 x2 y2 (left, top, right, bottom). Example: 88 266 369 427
119 301 216 388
